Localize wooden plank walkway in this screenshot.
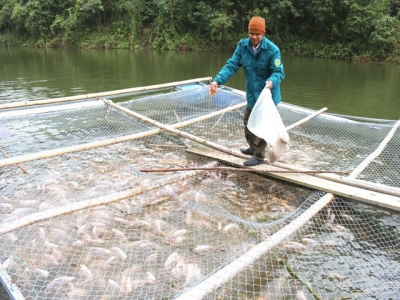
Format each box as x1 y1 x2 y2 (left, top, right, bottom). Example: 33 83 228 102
187 148 400 212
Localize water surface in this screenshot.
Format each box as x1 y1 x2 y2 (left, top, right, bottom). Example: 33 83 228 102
0 47 399 120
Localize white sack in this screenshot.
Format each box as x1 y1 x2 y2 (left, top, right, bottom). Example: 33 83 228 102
247 88 289 163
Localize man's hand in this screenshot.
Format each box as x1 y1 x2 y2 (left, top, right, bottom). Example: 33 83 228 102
209 81 219 96
265 80 273 89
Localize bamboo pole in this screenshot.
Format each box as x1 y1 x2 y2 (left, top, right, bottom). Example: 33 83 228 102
0 162 217 236
175 193 335 300
0 149 30 174
211 100 244 130
273 161 400 198
0 101 246 168
139 166 348 175
0 129 162 167
0 77 212 110
349 119 400 179
0 100 103 118
286 107 328 131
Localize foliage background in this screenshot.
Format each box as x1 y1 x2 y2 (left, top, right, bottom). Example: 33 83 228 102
0 0 399 62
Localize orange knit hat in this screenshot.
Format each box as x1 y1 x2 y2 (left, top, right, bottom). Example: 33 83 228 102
248 16 266 35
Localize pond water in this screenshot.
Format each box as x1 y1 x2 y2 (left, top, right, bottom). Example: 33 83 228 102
0 48 399 120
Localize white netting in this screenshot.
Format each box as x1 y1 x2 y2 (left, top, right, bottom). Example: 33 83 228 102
0 82 399 299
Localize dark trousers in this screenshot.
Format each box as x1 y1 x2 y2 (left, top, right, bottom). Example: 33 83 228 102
243 107 266 160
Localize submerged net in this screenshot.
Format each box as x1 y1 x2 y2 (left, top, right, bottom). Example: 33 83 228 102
0 82 399 300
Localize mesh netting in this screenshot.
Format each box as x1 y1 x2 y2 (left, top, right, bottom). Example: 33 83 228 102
0 83 399 299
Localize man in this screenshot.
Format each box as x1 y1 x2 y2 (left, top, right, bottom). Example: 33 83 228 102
209 16 285 166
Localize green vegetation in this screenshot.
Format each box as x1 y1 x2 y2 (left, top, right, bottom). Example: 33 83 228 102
0 0 399 62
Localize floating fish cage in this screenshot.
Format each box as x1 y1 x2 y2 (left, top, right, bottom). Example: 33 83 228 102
0 78 399 299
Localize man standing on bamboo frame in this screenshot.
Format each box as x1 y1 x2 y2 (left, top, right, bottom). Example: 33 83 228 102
209 16 285 166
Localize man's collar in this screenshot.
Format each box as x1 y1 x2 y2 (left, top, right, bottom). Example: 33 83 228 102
246 36 266 48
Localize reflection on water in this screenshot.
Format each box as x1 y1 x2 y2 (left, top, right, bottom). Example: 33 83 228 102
0 48 399 120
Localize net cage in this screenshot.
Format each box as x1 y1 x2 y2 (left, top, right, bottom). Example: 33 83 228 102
0 79 399 300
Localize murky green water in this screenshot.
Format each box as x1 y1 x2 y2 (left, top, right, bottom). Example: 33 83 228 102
0 48 399 120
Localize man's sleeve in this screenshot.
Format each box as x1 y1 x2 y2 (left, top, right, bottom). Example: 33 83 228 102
267 50 285 87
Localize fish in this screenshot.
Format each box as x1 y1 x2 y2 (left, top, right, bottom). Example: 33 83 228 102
80 264 94 281
283 242 307 251
72 240 84 247
186 210 192 224
107 256 117 265
52 248 64 261
52 228 73 241
39 228 46 240
84 237 105 245
128 240 149 247
144 253 158 264
4 234 18 242
146 272 156 284
297 290 307 300
46 276 75 291
44 240 58 249
223 223 240 233
124 275 132 293
171 259 187 280
327 208 335 224
113 217 150 228
328 272 346 282
335 225 351 233
67 288 88 298
69 181 80 189
44 254 60 266
139 242 160 249
92 225 109 238
302 234 316 238
184 263 203 287
164 252 181 269
89 247 112 256
111 246 128 261
170 235 186 245
326 224 347 237
111 229 128 241
301 238 318 247
107 279 126 295
77 223 90 234
34 268 49 278
192 220 212 229
171 229 188 237
194 245 212 253
152 219 169 235
1 256 14 269
340 214 354 221
130 279 147 289
324 240 337 246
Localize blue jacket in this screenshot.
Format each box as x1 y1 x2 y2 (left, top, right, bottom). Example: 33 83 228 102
214 37 285 109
